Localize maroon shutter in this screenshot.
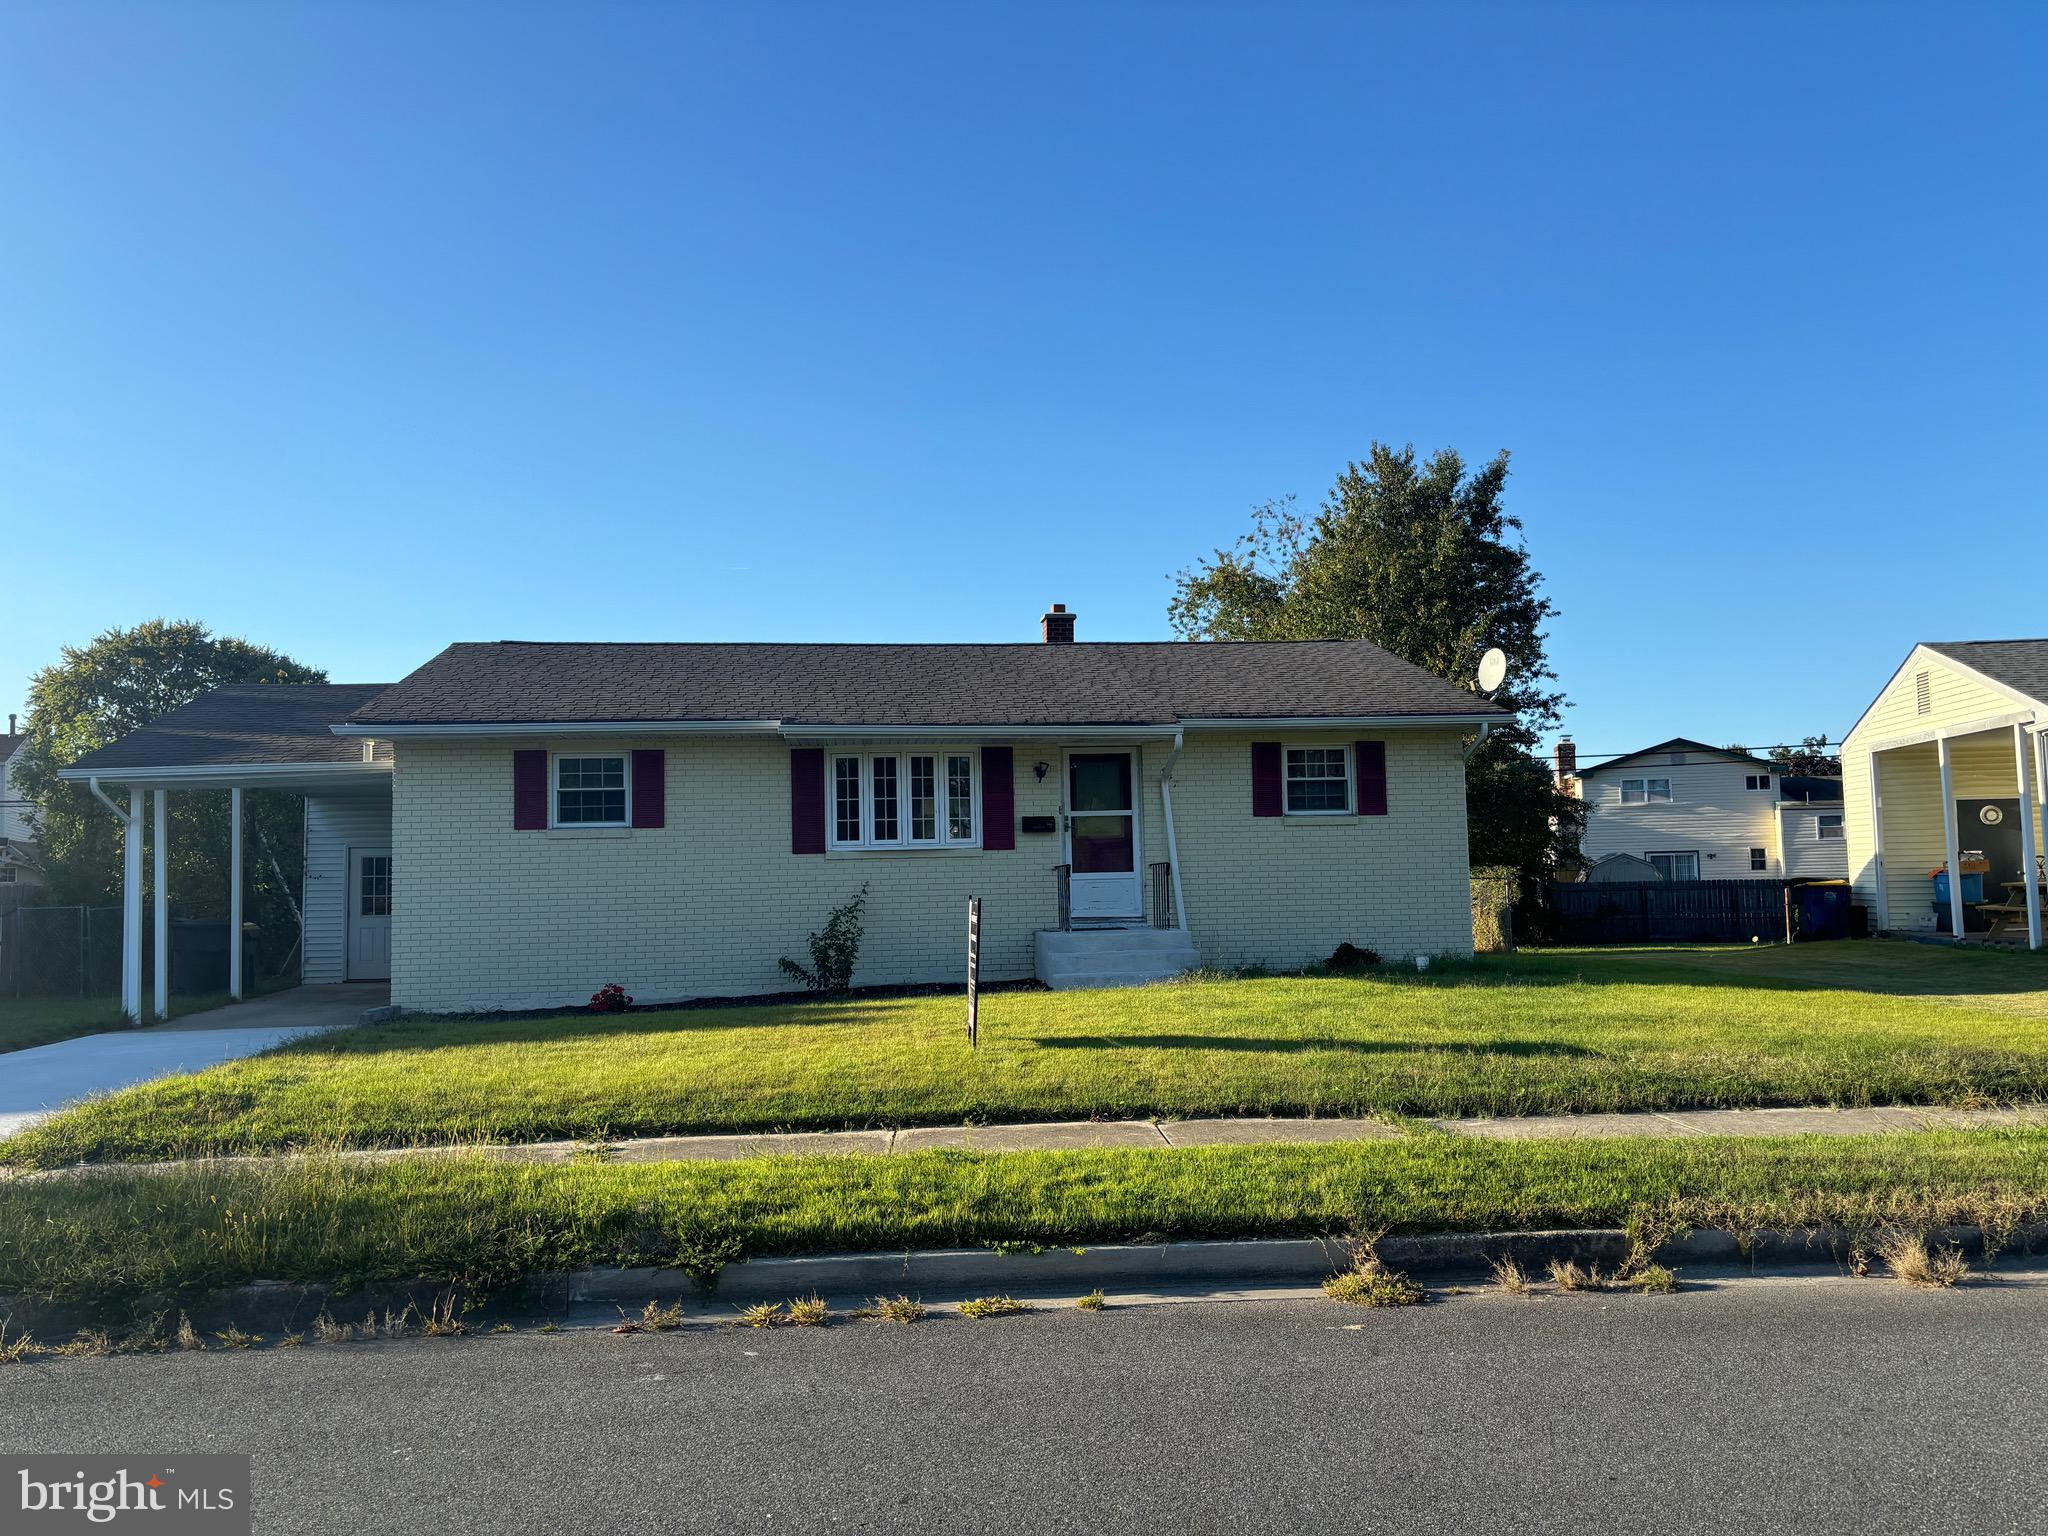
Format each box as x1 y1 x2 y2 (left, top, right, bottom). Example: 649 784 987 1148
1355 740 1388 816
981 746 1015 850
631 749 665 829
513 749 548 830
1251 741 1283 817
790 748 825 855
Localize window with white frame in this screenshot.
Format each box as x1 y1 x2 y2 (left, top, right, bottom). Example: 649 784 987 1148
1815 813 1844 840
1647 850 1700 881
1620 777 1672 804
1284 746 1351 814
1745 774 1771 791
828 751 979 849
1749 847 1767 871
554 754 627 826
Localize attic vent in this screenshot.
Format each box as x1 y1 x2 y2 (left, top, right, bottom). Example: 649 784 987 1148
1914 670 1931 716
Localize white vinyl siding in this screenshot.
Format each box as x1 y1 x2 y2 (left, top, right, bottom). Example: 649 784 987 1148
1576 751 1783 879
303 791 393 984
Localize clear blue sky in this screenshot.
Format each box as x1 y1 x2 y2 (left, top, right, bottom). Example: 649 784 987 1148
4 2 2042 768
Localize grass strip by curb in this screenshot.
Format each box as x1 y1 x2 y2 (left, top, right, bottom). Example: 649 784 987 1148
4 1129 2048 1313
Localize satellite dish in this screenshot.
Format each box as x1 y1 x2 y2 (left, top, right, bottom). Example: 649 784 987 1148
1476 647 1508 694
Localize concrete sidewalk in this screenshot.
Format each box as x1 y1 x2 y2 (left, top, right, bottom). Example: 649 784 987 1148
308 1100 2048 1168
0 984 384 1138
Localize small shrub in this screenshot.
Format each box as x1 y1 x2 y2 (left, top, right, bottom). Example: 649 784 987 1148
1324 1259 1425 1308
1879 1232 1971 1289
588 982 633 1014
959 1295 1026 1319
1076 1289 1106 1312
871 1295 927 1323
778 884 869 993
785 1295 830 1327
629 1299 686 1333
736 1302 784 1329
1491 1257 1534 1296
1325 942 1381 973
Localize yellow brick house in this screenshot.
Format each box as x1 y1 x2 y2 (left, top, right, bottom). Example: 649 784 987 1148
60 605 1502 1018
1842 640 2048 948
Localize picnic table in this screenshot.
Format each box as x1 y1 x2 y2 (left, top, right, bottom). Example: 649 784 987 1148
1974 880 2048 942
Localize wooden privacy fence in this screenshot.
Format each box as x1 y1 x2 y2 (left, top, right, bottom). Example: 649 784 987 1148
1543 879 1792 945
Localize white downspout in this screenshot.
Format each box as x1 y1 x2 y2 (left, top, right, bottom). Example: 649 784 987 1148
1160 730 1190 936
1460 721 1493 763
88 776 143 1023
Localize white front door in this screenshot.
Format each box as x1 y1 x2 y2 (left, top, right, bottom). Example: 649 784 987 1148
1065 750 1142 919
347 847 392 980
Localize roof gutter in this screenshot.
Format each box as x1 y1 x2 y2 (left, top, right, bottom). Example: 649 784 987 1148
330 720 784 738
1175 714 1498 731
60 762 393 786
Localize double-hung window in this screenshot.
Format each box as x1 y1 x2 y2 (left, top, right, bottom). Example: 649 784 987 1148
1816 814 1844 841
1620 777 1672 805
829 751 979 849
1648 850 1700 881
1284 746 1351 815
1745 774 1771 791
554 754 628 827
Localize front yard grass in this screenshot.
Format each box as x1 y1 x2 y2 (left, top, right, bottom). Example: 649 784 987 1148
0 997 127 1055
5 940 2047 1168
4 1129 2047 1311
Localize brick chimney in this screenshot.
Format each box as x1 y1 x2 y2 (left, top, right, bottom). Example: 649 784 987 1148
1554 734 1577 788
1041 603 1076 644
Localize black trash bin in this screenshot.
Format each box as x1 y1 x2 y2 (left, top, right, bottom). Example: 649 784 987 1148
168 920 260 994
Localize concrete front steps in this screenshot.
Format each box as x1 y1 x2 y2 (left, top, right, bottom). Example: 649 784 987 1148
1033 927 1200 990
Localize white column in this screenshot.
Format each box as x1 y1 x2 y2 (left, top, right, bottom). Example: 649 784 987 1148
122 787 143 1022
1867 750 1889 930
1937 735 1964 939
2014 725 2043 951
229 787 245 999
152 789 169 1020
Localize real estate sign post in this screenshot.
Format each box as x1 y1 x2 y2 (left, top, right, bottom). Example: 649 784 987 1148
966 896 981 1049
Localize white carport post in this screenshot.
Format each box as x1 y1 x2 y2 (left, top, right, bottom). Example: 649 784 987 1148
1937 734 1964 940
122 786 143 1022
2020 725 2045 951
152 789 169 1020
229 787 245 999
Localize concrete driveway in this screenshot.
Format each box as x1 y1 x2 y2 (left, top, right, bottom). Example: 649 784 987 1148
0 984 385 1139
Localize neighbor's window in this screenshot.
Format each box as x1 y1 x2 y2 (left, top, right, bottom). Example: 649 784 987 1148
829 751 978 849
1620 777 1672 804
0 866 15 884
1284 746 1351 814
1648 850 1700 881
1816 814 1844 840
554 754 627 826
1745 774 1772 791
1750 847 1767 871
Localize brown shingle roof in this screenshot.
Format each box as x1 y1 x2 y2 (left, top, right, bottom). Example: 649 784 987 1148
341 640 1502 728
1925 640 2048 708
65 685 395 772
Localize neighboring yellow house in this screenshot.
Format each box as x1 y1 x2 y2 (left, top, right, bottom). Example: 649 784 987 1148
1842 641 2047 948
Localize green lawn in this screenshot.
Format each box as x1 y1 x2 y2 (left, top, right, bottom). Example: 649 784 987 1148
0 996 127 1054
6 940 2047 1168
4 1128 2046 1310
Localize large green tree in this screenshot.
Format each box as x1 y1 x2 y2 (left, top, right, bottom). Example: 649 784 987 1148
12 620 326 973
1170 442 1583 883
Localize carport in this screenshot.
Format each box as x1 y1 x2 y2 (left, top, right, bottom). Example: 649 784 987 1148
57 683 394 1022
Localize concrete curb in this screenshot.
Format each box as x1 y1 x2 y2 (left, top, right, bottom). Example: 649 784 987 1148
9 1223 2044 1337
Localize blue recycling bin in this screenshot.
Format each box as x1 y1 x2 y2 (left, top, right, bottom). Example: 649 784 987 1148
1931 870 1984 908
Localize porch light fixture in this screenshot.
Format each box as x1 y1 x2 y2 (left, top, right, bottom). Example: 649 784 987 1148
1033 760 1050 782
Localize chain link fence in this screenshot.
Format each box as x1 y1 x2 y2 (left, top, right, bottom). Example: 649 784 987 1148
0 905 125 1000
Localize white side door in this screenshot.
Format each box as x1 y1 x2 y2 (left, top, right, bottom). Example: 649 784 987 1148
1064 751 1142 919
347 847 392 980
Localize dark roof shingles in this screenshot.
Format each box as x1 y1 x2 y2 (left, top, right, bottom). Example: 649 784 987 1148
66 685 395 772
342 640 1501 727
1925 640 2048 708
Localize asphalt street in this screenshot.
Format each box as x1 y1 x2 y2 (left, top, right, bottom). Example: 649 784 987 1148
6 1269 2046 1535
